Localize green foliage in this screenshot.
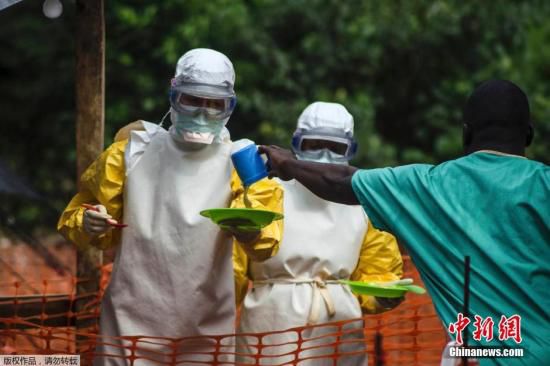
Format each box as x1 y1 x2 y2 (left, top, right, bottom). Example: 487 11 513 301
0 0 548 226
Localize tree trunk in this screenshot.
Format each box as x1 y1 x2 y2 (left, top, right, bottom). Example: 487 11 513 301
75 0 105 355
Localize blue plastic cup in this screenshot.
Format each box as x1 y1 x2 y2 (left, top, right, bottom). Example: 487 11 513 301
231 142 268 187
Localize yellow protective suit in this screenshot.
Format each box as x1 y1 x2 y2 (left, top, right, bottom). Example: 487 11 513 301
58 121 285 366
233 201 403 314
57 138 283 259
233 178 402 366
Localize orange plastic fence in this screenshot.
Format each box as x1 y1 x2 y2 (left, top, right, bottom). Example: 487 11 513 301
0 248 448 365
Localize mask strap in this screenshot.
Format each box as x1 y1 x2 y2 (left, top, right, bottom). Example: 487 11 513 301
159 109 171 129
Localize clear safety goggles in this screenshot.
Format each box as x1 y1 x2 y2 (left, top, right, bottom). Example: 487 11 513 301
291 127 357 161
169 78 236 119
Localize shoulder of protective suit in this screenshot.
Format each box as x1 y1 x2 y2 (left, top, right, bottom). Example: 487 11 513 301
231 137 256 146
114 120 143 142
123 120 164 174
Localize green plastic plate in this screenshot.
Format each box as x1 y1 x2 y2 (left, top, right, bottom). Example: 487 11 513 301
200 208 284 231
340 280 426 298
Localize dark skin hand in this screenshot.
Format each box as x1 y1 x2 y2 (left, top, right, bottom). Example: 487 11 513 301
258 145 359 205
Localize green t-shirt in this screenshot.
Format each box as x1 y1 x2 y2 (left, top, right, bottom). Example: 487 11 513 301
351 152 549 365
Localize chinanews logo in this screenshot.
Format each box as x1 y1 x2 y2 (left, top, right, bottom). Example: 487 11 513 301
446 313 524 360
448 313 522 345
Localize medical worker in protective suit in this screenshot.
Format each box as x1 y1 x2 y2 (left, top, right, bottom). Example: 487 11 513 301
233 102 403 365
58 48 283 366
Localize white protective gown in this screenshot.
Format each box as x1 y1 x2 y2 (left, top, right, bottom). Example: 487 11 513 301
94 123 235 366
237 179 368 366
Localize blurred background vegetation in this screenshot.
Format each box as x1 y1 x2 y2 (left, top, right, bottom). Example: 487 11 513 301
1 0 549 230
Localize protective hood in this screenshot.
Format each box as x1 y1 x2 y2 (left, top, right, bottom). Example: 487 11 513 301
292 102 357 163
296 102 354 134
169 48 236 144
173 48 235 98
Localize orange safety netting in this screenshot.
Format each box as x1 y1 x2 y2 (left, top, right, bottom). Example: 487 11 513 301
0 245 448 365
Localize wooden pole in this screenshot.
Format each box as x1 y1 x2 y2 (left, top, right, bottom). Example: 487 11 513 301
75 0 105 348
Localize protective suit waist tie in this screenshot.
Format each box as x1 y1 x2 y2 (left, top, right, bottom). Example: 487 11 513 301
252 276 343 325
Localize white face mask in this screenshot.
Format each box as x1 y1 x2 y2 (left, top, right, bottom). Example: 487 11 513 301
169 109 226 144
296 149 349 165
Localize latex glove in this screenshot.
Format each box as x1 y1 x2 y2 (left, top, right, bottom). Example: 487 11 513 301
375 296 405 309
221 225 261 244
218 218 261 244
374 278 410 309
83 204 114 236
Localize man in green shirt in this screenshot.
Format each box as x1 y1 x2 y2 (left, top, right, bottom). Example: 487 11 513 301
259 80 549 365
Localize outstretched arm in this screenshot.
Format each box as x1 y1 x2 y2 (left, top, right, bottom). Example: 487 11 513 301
259 145 359 205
